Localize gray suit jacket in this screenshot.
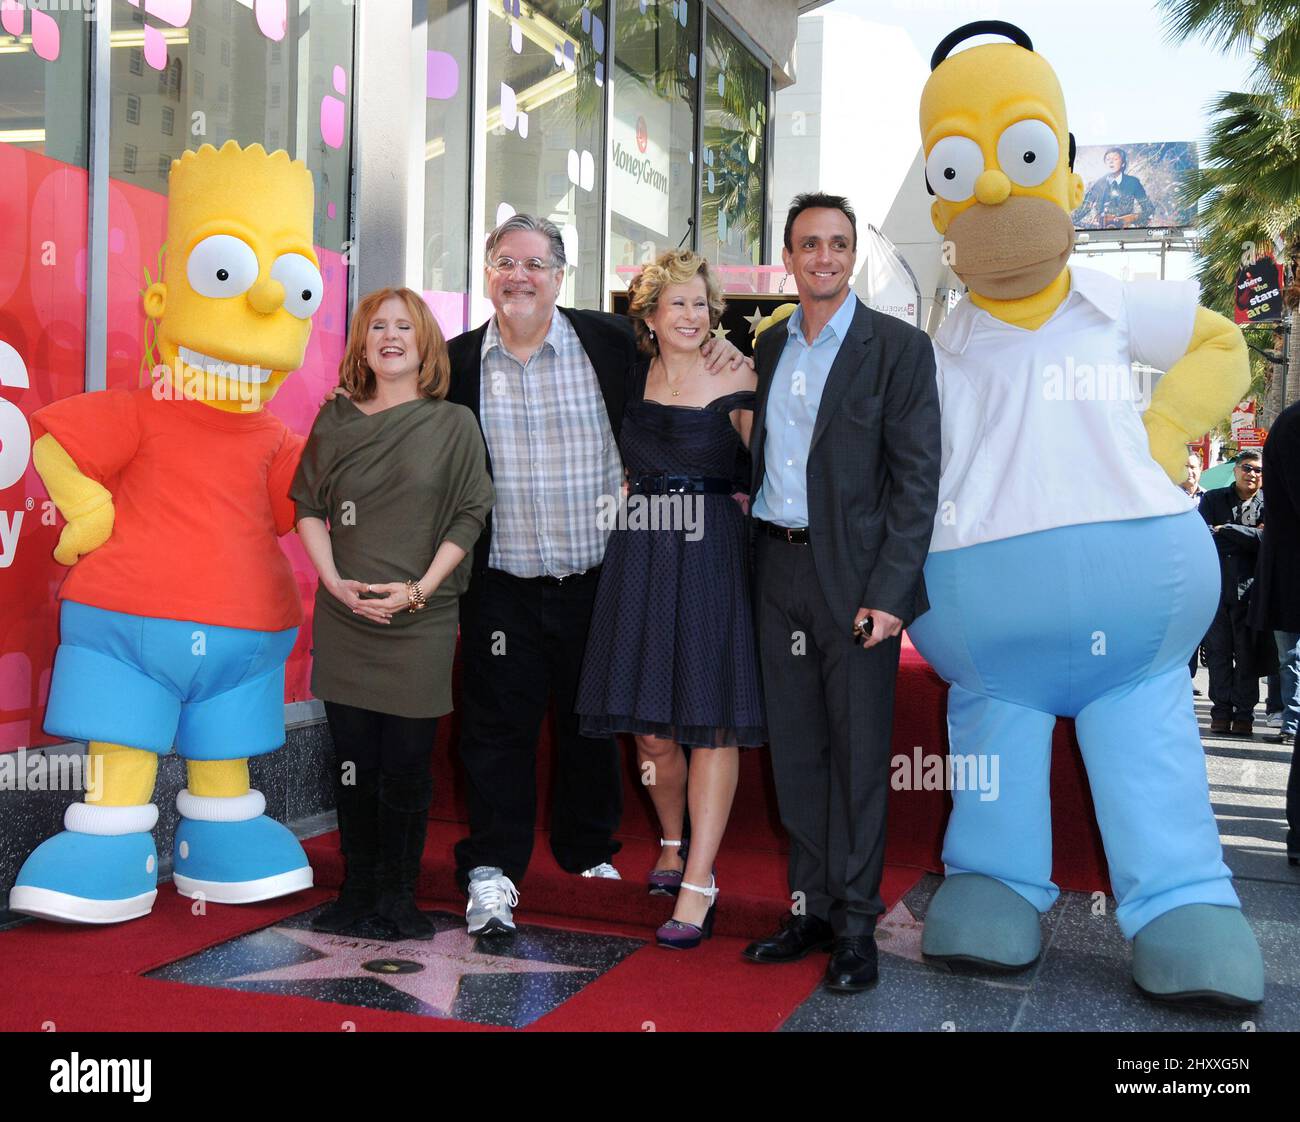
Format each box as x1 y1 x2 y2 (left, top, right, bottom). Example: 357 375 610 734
750 298 940 628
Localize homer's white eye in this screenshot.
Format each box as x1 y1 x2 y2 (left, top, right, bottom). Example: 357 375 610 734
926 135 984 202
997 119 1059 188
186 234 259 298
271 253 324 319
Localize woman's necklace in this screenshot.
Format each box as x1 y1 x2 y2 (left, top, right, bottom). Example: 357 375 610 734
659 356 699 398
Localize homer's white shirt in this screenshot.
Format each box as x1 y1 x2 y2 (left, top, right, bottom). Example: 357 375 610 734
929 266 1198 552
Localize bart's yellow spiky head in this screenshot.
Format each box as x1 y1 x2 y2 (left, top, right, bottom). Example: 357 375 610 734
144 141 321 412
920 22 1085 304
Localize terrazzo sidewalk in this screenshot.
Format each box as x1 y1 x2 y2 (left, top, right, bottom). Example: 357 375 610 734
781 671 1300 1032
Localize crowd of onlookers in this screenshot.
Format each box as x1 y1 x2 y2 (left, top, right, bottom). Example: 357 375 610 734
1190 409 1300 865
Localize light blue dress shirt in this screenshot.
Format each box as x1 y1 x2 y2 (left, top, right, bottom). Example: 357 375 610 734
752 290 859 527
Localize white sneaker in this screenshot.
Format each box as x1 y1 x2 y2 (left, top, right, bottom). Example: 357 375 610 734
1267 713 1283 729
580 862 621 880
465 866 519 936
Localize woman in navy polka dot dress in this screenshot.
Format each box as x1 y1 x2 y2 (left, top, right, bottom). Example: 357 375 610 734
576 250 765 950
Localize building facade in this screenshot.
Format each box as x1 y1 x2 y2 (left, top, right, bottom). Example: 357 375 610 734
0 0 805 903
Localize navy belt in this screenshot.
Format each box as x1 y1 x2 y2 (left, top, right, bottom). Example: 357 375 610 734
629 473 735 496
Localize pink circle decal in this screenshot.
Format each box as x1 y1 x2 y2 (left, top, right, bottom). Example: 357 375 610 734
30 9 60 61
427 51 459 100
320 96 345 150
143 23 168 70
255 0 287 42
0 2 24 38
146 0 193 26
333 65 346 95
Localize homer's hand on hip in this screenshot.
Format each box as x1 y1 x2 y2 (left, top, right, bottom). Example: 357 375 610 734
1142 409 1192 486
854 607 901 651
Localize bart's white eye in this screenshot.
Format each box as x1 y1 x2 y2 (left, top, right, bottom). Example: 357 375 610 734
271 253 324 319
186 235 259 298
997 119 1059 187
926 135 984 202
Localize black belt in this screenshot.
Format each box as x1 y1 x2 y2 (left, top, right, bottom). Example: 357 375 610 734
536 566 600 586
757 519 810 545
495 566 601 587
629 473 735 496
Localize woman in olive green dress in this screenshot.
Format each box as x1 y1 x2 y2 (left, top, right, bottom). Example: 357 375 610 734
292 287 493 939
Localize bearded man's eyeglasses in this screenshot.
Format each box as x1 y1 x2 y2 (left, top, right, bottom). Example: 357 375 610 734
489 257 555 275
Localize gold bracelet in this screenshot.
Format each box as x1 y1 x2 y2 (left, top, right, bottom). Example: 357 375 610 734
406 579 427 613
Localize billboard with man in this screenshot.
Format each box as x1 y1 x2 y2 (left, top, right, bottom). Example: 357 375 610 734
1071 142 1197 231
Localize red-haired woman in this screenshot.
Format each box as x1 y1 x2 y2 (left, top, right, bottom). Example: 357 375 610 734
293 288 493 938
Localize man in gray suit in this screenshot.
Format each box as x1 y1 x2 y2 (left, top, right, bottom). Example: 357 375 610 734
742 193 940 991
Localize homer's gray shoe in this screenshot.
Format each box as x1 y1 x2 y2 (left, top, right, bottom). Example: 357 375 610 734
1132 904 1264 1008
465 866 519 937
922 873 1042 971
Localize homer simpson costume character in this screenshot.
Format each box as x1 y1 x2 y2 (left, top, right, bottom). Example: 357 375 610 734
907 23 1265 1006
10 141 323 924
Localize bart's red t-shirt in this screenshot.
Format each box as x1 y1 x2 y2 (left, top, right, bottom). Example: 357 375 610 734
32 388 305 632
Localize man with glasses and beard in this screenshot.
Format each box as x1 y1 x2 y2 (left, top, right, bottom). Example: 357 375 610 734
1201 450 1266 735
446 214 747 937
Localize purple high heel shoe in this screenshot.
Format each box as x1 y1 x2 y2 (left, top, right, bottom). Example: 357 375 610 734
647 839 687 896
655 876 717 950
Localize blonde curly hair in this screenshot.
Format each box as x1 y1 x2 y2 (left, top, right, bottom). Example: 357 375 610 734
626 249 726 356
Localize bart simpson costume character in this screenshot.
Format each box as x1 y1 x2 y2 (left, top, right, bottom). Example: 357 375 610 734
907 22 1265 1006
11 141 324 924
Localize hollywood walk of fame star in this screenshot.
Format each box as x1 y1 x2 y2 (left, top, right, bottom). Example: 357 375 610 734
228 926 594 1016
743 306 766 335
873 898 923 964
710 324 729 343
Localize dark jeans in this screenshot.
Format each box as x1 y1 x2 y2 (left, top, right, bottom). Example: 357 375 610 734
453 567 622 889
1204 594 1260 722
1266 671 1281 715
754 534 900 937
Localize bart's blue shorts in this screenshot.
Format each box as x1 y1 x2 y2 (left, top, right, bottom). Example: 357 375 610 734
44 601 298 761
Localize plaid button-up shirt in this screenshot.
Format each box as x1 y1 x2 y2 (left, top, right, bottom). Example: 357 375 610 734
479 312 622 578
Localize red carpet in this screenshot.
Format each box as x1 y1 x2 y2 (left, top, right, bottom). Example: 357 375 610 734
0 866 922 1033
424 634 1112 894
0 636 1108 1032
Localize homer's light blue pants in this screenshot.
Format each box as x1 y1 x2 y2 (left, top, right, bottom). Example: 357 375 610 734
908 511 1239 938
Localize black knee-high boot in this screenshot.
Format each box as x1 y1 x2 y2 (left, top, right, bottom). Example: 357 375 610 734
376 770 435 939
312 767 380 933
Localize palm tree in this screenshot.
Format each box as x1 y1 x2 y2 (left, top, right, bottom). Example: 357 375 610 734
1160 0 1300 422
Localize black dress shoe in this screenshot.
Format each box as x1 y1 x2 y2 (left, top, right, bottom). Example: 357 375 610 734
743 914 834 963
824 935 879 993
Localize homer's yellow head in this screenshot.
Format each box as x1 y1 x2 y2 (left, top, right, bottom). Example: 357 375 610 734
920 22 1084 302
144 141 321 412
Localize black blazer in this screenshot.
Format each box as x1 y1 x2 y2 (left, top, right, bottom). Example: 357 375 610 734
447 307 638 574
1200 484 1264 604
1249 399 1300 632
750 298 940 628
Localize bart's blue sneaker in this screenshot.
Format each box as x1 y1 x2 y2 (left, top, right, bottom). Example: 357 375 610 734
922 873 1042 971
1132 904 1264 1009
10 803 159 924
172 788 313 904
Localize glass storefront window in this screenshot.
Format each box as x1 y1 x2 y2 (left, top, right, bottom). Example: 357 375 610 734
0 5 91 752
700 17 767 283
481 0 607 310
105 0 356 703
419 0 472 338
606 0 698 293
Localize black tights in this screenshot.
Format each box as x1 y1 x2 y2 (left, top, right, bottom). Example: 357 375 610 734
323 700 439 779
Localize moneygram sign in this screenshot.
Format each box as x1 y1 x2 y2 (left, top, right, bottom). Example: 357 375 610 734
611 73 672 238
